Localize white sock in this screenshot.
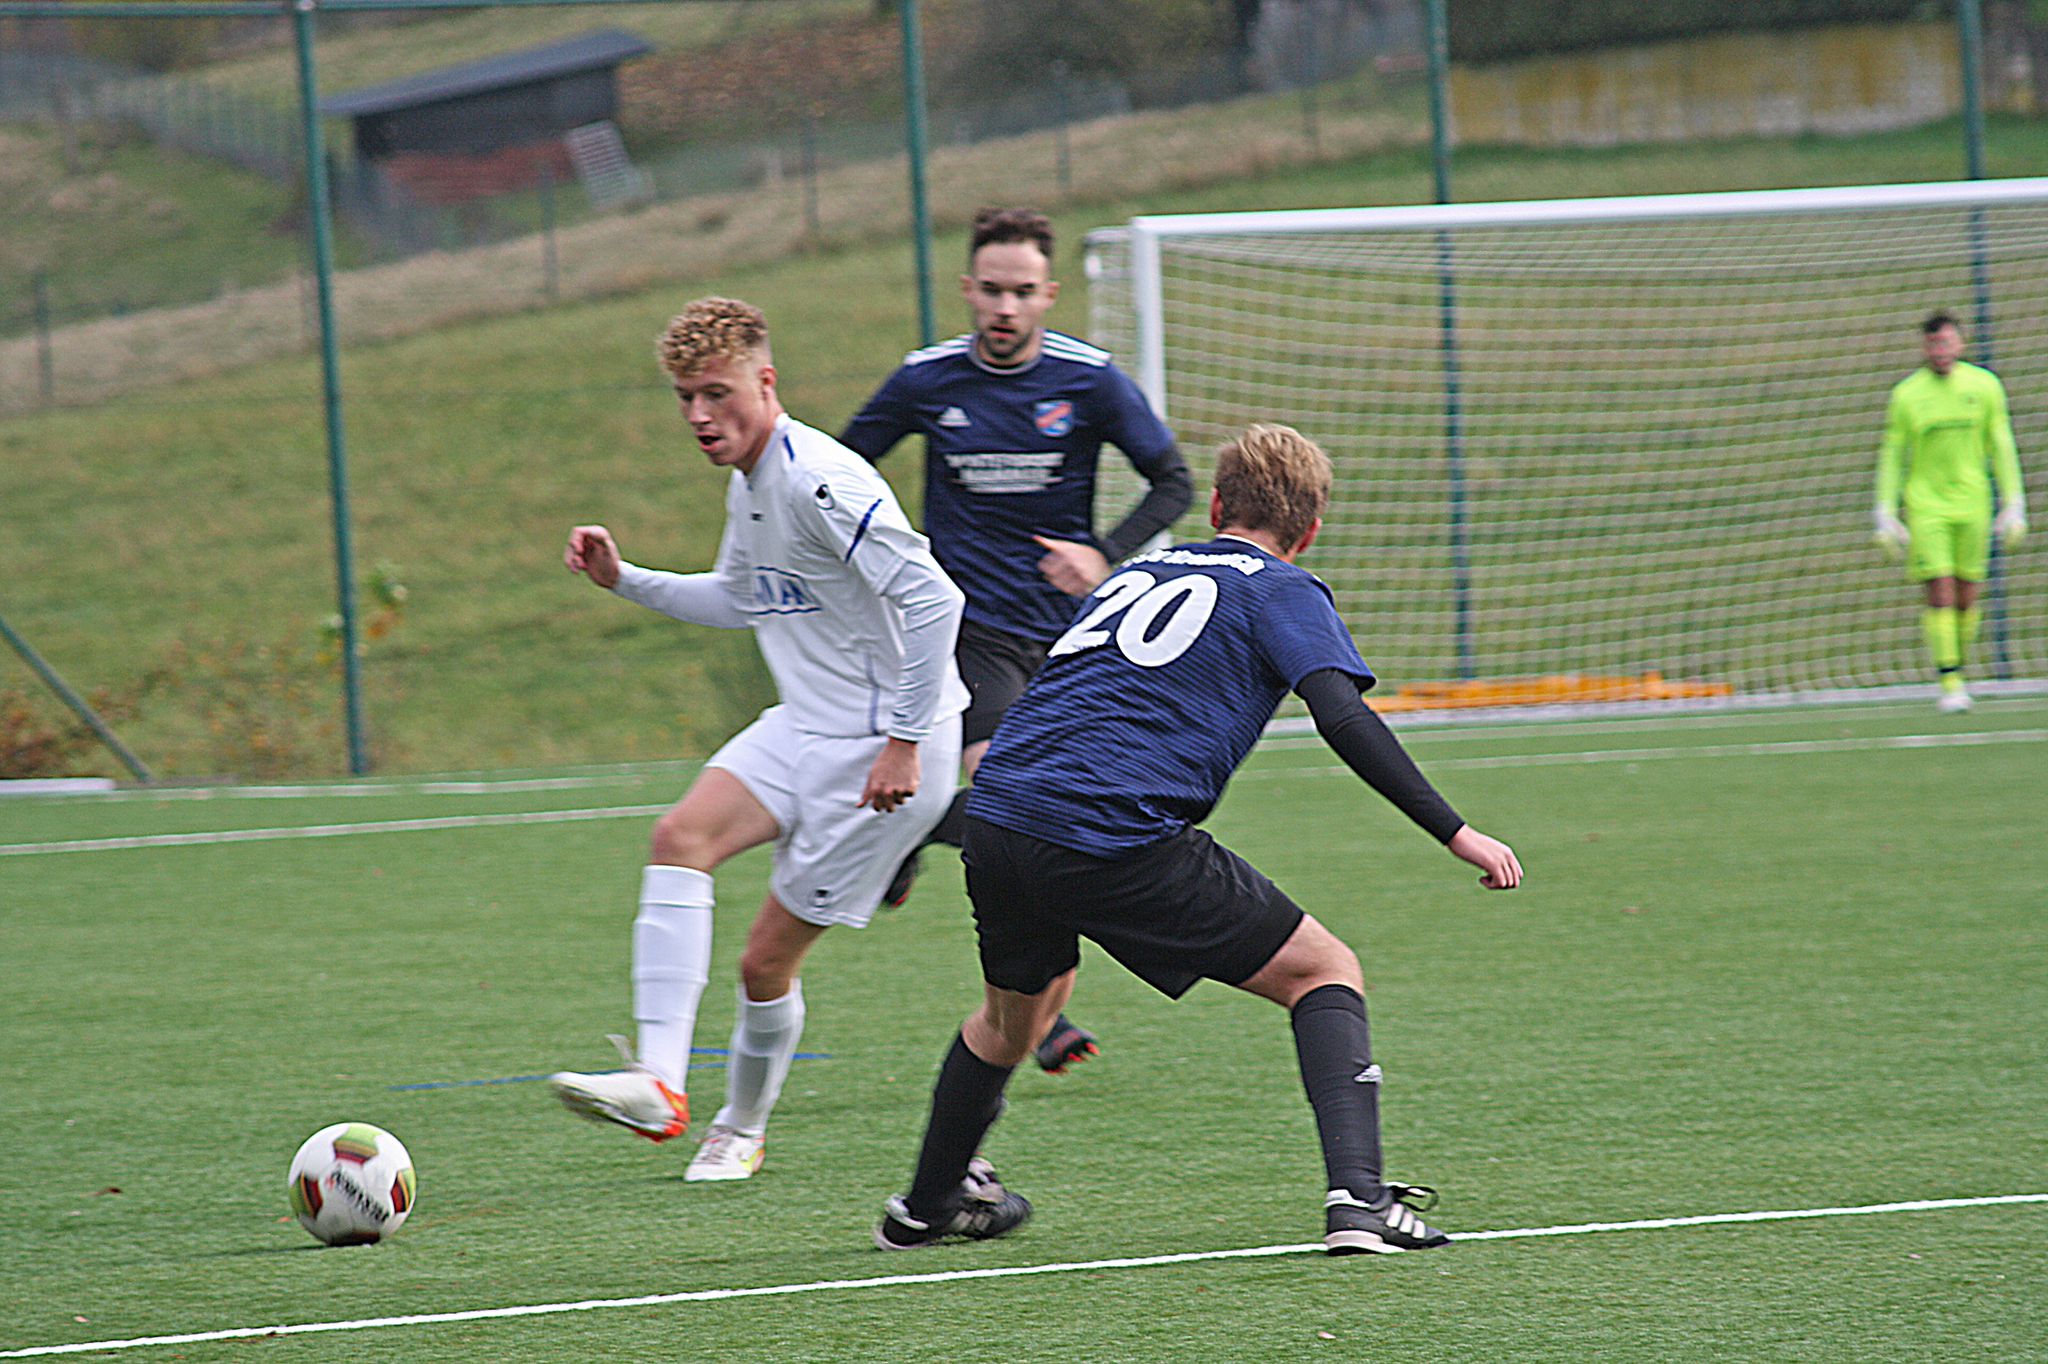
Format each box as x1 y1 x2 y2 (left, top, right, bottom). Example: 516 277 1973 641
712 981 806 1137
632 865 714 1093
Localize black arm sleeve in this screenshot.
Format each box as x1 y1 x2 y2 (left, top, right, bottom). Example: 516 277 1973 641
1099 448 1195 561
1295 667 1465 845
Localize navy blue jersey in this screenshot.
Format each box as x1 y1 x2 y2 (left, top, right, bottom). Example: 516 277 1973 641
840 331 1181 643
967 537 1374 857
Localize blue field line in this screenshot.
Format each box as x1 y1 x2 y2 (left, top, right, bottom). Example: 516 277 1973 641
388 1050 830 1091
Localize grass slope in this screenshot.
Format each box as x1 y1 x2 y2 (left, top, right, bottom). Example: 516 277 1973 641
6 119 2048 778
0 122 372 338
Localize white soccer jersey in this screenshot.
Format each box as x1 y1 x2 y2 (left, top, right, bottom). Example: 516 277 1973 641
615 414 969 741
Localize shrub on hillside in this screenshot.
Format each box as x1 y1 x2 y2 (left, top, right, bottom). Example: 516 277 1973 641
1447 0 1946 65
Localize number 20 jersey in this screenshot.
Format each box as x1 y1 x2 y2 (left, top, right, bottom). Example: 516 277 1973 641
967 537 1375 858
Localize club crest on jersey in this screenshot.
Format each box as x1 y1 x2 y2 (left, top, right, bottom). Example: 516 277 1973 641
814 483 835 510
1033 400 1074 437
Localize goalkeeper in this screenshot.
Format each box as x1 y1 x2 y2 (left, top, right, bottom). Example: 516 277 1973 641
1873 311 2028 712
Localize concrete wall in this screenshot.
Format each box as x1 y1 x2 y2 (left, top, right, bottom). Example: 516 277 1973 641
1450 21 1959 147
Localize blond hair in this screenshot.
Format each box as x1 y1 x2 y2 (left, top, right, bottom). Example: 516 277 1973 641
1213 423 1331 548
656 297 770 379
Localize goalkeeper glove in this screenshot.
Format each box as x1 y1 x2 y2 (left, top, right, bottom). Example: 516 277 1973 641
1995 499 2029 549
1872 508 1909 559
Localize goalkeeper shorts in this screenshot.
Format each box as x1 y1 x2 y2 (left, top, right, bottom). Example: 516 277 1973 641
1906 510 1991 583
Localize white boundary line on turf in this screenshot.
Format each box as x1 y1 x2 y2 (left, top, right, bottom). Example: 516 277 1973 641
3 1193 2041 1359
7 729 2045 858
0 771 696 804
0 804 673 858
1243 727 2048 779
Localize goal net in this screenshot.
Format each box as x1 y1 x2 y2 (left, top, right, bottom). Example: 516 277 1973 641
1085 180 2048 707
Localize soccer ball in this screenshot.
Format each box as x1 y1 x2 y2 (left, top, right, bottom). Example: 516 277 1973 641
287 1123 416 1246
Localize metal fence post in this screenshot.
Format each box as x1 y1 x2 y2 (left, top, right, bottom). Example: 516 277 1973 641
1053 59 1072 196
1299 5 1320 157
1425 0 1473 679
801 113 820 237
539 163 559 300
0 609 154 782
33 270 55 405
899 0 936 346
292 0 369 776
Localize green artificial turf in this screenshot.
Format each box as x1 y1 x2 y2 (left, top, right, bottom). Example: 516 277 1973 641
3 696 2043 1359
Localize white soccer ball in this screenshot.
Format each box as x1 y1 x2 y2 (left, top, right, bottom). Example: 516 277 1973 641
287 1123 416 1246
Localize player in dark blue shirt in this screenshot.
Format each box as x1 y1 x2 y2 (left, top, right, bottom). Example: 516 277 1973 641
843 207 1193 1073
873 424 1523 1255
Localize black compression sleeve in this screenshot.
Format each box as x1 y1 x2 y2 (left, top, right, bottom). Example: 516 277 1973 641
1099 450 1195 561
1295 668 1465 844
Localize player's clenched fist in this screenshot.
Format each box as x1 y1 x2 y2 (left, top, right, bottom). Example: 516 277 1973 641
565 525 623 590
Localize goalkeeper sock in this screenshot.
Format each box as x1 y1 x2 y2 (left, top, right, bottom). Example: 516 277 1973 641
1921 607 1962 677
1958 605 1983 656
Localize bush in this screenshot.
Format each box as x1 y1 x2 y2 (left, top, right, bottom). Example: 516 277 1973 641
949 0 1241 87
1447 0 1948 64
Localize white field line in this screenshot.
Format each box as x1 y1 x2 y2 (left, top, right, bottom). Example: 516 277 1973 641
8 772 693 804
3 1193 2041 1359
1242 727 2048 779
6 729 2044 858
0 804 672 858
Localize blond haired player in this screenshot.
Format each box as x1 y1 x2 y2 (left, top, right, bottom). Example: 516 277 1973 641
875 424 1520 1253
550 298 969 1182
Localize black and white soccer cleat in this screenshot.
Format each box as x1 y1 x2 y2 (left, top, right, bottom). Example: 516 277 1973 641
874 1186 1033 1250
1323 1181 1451 1254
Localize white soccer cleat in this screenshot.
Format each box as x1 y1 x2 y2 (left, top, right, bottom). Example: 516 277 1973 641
549 1036 690 1143
1936 686 1973 714
685 1124 766 1182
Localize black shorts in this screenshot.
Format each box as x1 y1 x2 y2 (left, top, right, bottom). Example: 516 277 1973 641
964 818 1306 999
957 619 1052 746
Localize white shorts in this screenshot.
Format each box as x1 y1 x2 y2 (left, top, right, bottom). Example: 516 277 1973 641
706 706 962 928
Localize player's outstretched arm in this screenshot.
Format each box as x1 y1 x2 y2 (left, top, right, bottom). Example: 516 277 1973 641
565 525 623 589
1297 668 1521 888
589 513 752 628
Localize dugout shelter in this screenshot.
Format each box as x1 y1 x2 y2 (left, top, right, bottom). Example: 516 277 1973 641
319 28 651 204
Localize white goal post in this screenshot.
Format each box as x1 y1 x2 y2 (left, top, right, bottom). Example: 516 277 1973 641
1086 179 2048 707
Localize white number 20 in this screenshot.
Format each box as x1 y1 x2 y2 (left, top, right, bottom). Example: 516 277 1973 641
1048 570 1219 668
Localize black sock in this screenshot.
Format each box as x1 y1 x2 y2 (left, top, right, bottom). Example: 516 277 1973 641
1290 983 1385 1205
926 789 970 848
905 1032 1016 1220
